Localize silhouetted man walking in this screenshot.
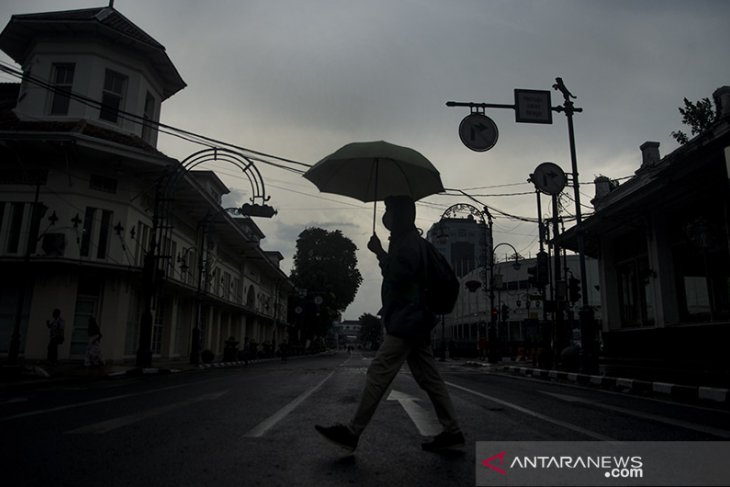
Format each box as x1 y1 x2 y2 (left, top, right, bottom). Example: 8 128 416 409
316 196 464 453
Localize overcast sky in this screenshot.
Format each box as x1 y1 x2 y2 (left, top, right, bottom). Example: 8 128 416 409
1 0 729 321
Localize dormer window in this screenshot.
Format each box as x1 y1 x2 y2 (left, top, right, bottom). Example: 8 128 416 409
99 69 127 123
49 63 75 115
141 91 156 143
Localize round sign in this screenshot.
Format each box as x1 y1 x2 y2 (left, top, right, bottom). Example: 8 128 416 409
532 162 567 195
458 114 498 152
313 296 323 305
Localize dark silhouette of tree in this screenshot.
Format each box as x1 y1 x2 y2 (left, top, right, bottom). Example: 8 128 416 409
357 313 383 351
671 97 718 145
290 228 362 339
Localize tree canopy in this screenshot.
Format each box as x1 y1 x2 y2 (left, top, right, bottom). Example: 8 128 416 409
289 228 363 338
671 97 718 145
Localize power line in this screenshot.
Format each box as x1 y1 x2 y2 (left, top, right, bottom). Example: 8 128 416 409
0 61 312 172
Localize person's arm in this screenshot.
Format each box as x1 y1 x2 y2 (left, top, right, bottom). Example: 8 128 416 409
367 234 387 262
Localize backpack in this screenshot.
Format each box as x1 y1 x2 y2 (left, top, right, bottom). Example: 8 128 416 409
422 240 459 314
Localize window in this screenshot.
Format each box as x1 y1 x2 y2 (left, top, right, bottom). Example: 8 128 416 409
80 207 96 257
50 63 75 115
99 69 127 123
672 218 730 323
6 202 25 254
614 231 655 328
141 92 156 143
80 207 113 259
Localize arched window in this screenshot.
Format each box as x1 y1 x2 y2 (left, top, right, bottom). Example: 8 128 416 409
247 286 256 308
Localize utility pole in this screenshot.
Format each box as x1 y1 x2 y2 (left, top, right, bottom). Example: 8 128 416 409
552 77 596 373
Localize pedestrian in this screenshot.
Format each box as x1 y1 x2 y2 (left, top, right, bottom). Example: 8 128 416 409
84 316 104 368
46 308 65 365
315 195 464 453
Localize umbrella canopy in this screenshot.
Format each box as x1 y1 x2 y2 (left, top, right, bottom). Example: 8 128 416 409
304 140 445 203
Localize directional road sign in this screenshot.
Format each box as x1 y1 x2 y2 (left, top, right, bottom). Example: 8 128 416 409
458 113 498 152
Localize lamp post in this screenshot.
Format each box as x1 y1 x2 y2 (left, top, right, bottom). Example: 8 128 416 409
488 242 521 363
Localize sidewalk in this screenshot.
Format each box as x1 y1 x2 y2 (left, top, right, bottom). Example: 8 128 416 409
0 352 334 391
461 359 730 406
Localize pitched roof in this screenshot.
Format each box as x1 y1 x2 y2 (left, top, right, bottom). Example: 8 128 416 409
7 7 163 49
0 6 186 99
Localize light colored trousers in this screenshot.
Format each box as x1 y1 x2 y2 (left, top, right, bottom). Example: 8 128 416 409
349 334 461 436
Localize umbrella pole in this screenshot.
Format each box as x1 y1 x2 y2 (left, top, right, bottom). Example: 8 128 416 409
372 159 379 234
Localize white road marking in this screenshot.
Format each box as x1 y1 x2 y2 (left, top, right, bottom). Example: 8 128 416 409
242 370 336 438
0 397 29 405
445 381 615 441
540 391 730 439
387 390 442 436
0 383 190 423
65 391 228 434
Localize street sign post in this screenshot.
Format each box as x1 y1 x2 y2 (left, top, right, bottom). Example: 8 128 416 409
514 89 553 124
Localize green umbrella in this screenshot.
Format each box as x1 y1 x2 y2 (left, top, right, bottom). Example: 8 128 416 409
304 141 445 232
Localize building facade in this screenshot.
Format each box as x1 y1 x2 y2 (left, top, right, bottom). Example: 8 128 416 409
558 86 730 386
434 254 601 360
0 6 293 364
426 214 490 278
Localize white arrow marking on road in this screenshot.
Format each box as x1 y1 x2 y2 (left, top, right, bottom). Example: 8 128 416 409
65 391 228 435
540 391 730 439
386 390 442 437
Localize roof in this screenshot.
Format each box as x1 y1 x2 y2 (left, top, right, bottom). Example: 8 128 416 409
0 6 186 99
556 115 730 256
0 107 168 156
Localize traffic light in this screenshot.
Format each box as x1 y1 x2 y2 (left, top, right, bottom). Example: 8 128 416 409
568 276 581 303
501 303 509 322
536 251 549 287
491 307 498 319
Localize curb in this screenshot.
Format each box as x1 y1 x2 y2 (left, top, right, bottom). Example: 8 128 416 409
495 365 729 405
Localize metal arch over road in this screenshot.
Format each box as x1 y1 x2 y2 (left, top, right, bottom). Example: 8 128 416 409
179 147 271 206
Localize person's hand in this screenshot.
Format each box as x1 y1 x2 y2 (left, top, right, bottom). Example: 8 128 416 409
367 234 384 257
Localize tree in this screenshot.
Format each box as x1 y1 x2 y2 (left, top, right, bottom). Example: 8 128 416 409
358 313 383 351
671 97 718 145
290 228 363 339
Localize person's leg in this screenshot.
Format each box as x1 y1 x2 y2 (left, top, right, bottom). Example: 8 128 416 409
348 334 412 435
406 339 461 434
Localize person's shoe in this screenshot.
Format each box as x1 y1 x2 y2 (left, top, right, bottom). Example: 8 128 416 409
421 431 465 452
315 423 359 452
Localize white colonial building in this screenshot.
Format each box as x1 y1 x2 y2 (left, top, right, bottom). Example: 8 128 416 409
0 6 293 365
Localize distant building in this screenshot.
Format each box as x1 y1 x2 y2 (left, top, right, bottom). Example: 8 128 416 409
0 6 293 364
334 320 361 346
426 215 490 278
434 254 600 359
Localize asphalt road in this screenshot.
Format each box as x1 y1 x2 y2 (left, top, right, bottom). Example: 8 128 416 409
2 352 729 487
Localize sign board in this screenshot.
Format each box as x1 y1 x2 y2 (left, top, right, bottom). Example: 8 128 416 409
532 162 567 195
514 89 552 124
458 113 498 152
